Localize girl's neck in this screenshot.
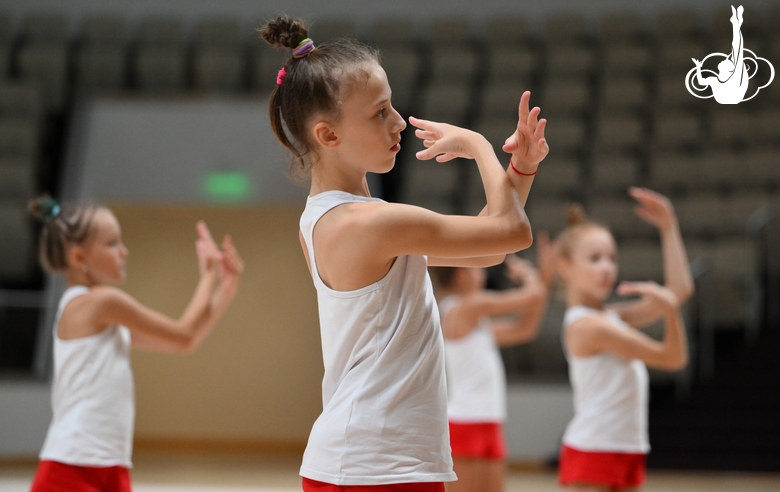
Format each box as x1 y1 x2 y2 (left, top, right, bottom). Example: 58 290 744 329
566 288 606 311
309 157 372 197
65 270 97 289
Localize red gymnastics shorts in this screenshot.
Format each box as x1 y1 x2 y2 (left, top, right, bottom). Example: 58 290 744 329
30 460 131 492
448 421 508 460
302 478 445 491
558 445 646 489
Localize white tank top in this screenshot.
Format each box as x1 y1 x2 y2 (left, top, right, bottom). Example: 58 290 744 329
561 305 649 453
39 286 135 467
440 295 506 423
299 191 455 486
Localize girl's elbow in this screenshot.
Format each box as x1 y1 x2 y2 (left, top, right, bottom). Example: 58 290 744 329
509 221 533 251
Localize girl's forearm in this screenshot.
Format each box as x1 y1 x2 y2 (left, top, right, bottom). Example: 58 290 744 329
660 308 688 370
177 272 218 336
505 163 535 208
660 220 694 302
471 137 522 219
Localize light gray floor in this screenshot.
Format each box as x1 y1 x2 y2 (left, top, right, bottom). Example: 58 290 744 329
2 451 780 491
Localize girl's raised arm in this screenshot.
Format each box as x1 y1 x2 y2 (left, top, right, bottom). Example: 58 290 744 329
95 222 243 353
610 188 694 328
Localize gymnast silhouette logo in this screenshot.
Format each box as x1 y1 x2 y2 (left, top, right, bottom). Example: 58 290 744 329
685 5 774 104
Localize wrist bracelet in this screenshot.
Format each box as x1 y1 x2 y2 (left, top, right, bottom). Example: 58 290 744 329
510 157 538 176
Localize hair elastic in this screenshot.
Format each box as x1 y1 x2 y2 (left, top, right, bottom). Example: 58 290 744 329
276 66 287 85
509 158 537 176
293 38 315 58
44 203 61 223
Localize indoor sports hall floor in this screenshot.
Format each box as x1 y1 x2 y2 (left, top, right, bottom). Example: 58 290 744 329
2 451 780 491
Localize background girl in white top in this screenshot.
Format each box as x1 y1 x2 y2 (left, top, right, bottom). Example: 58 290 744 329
27 196 243 492
554 188 693 491
260 15 548 492
432 243 554 492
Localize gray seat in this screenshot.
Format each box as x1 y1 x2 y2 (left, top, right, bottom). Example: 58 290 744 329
74 46 128 94
599 14 645 42
753 109 780 145
429 45 479 82
81 14 126 47
530 155 581 196
22 12 69 45
546 44 596 76
195 18 242 48
652 112 703 149
484 17 527 45
429 17 472 46
617 239 663 281
709 108 756 146
656 41 706 74
746 147 780 186
479 81 528 120
589 152 640 193
526 198 570 236
137 16 183 47
250 46 289 92
134 47 187 93
380 47 420 114
0 118 39 157
542 116 586 154
544 15 587 44
17 45 69 111
418 82 472 126
369 19 415 49
655 9 700 40
649 151 700 191
540 79 590 116
601 44 652 76
588 196 656 239
193 47 244 93
594 112 644 152
486 46 537 83
0 200 36 283
599 77 648 112
0 83 43 122
0 156 36 199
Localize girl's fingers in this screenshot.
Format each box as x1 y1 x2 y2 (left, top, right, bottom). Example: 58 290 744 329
518 91 531 125
415 129 438 140
535 119 547 140
197 221 217 246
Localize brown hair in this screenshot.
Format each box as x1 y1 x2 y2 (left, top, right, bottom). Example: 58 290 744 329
555 204 610 259
28 196 104 273
259 16 380 178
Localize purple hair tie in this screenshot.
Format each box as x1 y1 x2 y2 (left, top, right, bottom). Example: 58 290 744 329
293 38 315 58
276 66 287 85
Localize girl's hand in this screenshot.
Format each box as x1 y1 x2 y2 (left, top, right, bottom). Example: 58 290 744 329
504 255 539 284
628 187 677 232
535 231 557 287
410 116 486 162
617 281 679 313
216 235 244 305
502 91 548 171
196 221 223 276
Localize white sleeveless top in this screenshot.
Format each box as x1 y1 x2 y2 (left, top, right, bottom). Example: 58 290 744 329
39 286 135 467
299 191 455 486
561 306 649 453
440 295 506 423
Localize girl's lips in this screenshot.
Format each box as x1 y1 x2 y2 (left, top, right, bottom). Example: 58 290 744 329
391 143 401 152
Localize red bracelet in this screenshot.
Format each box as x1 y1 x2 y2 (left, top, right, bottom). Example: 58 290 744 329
509 158 537 176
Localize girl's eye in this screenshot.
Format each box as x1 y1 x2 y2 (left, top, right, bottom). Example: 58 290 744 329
377 108 386 118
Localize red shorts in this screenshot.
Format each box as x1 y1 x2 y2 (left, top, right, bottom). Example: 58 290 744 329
303 478 445 491
448 421 507 460
558 445 646 489
30 460 131 492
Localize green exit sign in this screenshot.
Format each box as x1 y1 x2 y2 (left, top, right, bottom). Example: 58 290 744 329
203 171 252 203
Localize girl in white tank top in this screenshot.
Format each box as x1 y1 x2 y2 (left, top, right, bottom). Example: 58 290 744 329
553 189 693 491
260 15 549 490
27 197 243 492
432 251 553 492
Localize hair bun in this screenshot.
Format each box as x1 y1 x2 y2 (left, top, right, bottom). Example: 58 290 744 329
28 195 60 223
566 203 589 227
260 16 309 50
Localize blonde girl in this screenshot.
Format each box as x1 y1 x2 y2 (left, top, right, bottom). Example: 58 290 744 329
555 188 693 491
260 15 548 492
27 197 243 492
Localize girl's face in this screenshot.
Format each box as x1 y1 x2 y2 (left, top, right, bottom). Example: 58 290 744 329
560 228 618 302
80 209 128 285
327 63 407 174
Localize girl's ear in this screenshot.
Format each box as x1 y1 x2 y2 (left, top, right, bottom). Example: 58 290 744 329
312 121 339 149
67 245 87 272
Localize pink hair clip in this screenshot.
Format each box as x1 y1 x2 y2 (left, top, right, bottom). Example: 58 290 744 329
276 66 287 86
